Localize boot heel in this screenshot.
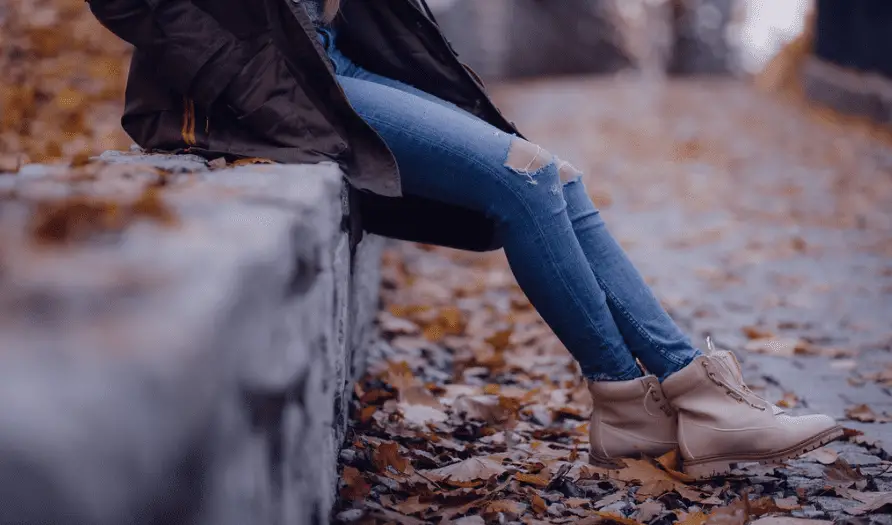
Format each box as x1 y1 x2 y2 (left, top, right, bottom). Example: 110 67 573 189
683 459 736 479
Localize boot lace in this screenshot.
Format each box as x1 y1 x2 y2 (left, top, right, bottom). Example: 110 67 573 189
703 337 767 411
646 383 674 417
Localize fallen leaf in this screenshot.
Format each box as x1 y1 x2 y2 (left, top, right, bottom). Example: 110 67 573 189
230 157 275 166
453 395 512 423
845 491 892 515
365 502 427 525
703 499 747 525
775 391 799 408
359 405 377 424
802 447 838 465
744 337 813 356
592 492 625 510
635 500 665 521
655 449 697 482
373 442 410 474
484 499 526 516
610 458 704 501
825 457 866 482
750 516 833 525
399 402 448 427
742 326 775 340
515 472 550 487
845 404 892 423
773 496 801 510
676 511 708 525
485 327 514 351
379 312 420 335
391 496 432 516
340 466 371 501
593 512 646 525
421 457 506 484
530 492 548 515
452 516 485 525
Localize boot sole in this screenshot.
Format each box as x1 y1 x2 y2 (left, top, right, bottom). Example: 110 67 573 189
682 425 845 479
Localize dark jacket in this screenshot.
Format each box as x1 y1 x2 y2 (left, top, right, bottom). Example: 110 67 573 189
88 0 523 251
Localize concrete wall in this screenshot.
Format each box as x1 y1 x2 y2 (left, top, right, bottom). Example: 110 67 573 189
0 152 384 525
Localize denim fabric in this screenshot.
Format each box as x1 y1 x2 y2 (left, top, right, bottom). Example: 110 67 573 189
319 28 701 381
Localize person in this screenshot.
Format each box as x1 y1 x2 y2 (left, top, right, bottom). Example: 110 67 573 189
88 0 841 478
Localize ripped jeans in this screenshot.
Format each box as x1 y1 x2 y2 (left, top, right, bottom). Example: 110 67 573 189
320 28 701 381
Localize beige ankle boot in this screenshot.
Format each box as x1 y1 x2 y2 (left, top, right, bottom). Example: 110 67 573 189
588 375 677 467
662 342 843 479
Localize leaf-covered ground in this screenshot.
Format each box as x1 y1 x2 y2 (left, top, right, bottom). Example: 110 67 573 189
0 0 132 169
333 79 892 525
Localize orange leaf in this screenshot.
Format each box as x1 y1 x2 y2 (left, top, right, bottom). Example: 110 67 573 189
373 442 410 474
359 405 377 424
530 493 547 515
340 466 371 501
515 472 550 487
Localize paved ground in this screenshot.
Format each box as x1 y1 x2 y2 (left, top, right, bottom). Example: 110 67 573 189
493 77 892 453
335 78 892 524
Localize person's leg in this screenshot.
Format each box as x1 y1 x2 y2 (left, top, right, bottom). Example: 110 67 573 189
322 30 700 380
331 73 640 382
561 177 702 379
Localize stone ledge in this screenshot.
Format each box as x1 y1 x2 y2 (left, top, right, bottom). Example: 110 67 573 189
0 152 384 525
803 56 892 127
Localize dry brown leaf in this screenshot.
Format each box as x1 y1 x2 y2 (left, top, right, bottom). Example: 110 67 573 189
845 404 892 423
750 516 833 525
421 457 506 484
515 472 550 487
399 402 448 427
530 492 548 515
655 449 697 482
390 496 433 516
825 458 866 482
744 337 813 356
485 499 526 516
230 157 275 166
453 395 512 423
773 496 801 510
775 392 799 409
638 479 675 499
340 466 371 501
676 511 708 525
635 500 665 522
565 498 591 509
802 447 838 465
703 499 747 525
593 512 646 525
365 502 428 525
742 325 775 340
845 491 892 515
373 442 410 474
379 312 421 335
483 384 501 395
485 327 513 352
592 492 625 510
359 405 377 424
610 458 704 501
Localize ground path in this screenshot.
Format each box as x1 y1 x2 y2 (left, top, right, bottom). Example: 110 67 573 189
334 78 892 524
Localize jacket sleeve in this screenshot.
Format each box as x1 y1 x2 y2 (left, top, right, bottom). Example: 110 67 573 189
87 0 265 107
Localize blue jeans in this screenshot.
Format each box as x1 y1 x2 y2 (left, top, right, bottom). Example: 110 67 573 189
318 28 701 381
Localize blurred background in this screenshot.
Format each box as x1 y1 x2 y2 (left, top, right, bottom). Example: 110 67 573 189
0 0 853 168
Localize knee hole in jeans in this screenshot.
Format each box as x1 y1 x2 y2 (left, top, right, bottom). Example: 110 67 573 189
503 138 555 185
